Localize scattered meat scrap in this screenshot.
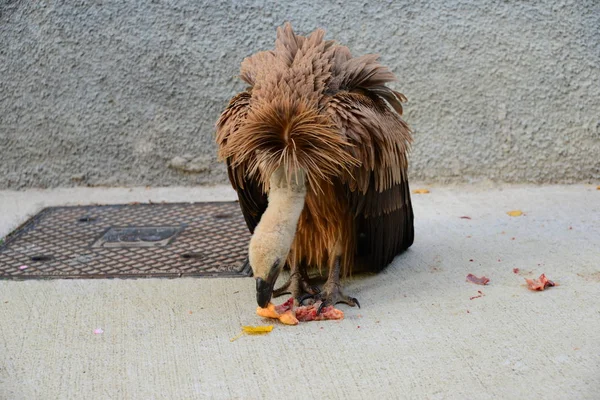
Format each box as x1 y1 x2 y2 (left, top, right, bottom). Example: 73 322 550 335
412 189 430 194
460 216 472 220
525 274 556 291
469 291 485 300
513 268 520 274
257 297 344 325
93 328 104 335
18 265 28 270
466 274 490 285
507 210 523 217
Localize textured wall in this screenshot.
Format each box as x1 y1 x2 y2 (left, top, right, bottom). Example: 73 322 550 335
1 0 599 189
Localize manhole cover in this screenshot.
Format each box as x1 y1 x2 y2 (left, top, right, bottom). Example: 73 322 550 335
0 202 252 279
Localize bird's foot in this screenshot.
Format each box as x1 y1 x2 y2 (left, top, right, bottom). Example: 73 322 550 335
301 283 360 313
273 271 320 304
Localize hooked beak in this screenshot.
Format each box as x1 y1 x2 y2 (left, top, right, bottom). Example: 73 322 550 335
254 259 281 308
256 277 274 308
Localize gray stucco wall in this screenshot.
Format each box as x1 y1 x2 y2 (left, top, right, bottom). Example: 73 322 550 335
1 1 599 189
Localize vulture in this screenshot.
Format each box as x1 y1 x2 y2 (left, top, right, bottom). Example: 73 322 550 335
216 23 414 311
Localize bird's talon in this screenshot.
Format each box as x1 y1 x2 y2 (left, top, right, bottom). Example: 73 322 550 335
316 301 328 315
298 293 316 305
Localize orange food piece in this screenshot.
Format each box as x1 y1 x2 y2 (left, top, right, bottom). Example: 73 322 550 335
278 310 299 325
412 189 430 194
507 210 523 217
256 300 298 325
256 303 279 319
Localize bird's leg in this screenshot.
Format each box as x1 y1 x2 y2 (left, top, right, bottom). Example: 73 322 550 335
273 262 320 302
316 256 360 312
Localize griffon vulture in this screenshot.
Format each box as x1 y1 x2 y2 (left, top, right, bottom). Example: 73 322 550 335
216 23 414 311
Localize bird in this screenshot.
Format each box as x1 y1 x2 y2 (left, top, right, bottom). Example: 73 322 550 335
216 23 414 311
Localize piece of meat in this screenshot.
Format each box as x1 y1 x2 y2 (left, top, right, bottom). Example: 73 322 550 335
274 297 294 314
295 303 344 322
466 274 490 285
525 273 555 291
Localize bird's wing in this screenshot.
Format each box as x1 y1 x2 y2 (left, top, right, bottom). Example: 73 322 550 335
216 91 267 233
327 89 414 271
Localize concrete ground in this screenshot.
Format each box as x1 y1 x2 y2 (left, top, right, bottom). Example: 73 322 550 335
0 184 599 399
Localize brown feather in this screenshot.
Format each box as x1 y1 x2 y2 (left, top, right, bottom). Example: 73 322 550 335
219 98 359 194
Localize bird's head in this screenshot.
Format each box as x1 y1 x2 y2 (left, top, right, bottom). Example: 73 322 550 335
249 166 307 307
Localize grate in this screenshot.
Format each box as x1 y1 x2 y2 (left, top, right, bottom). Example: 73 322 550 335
0 202 252 279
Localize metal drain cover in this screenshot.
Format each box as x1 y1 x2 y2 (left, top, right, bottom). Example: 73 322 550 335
0 202 252 279
92 226 183 248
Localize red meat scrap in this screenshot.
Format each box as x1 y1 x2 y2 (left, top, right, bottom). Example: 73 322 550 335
525 274 556 291
469 290 485 300
295 302 344 322
466 274 490 285
274 297 294 314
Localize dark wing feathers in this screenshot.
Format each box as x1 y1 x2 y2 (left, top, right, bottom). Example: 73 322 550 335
216 91 267 234
351 175 414 271
226 158 267 234
328 90 414 272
